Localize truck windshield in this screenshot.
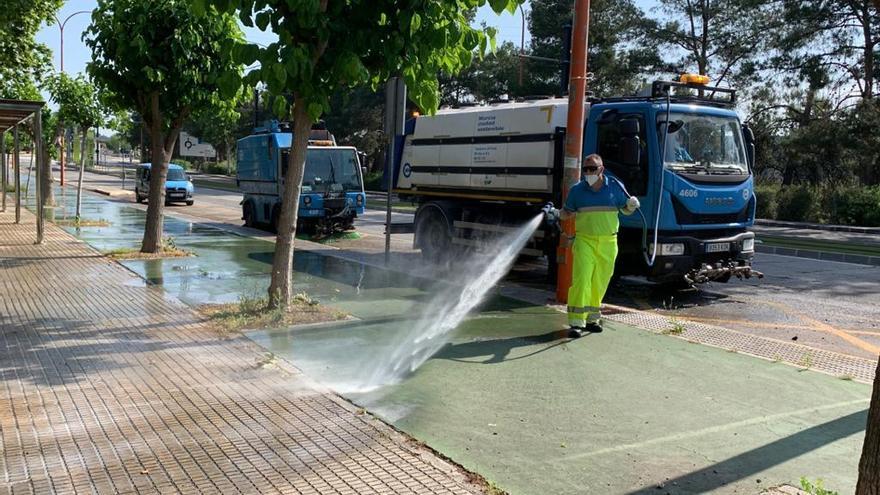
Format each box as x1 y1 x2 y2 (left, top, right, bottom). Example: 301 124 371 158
657 113 748 176
302 148 361 191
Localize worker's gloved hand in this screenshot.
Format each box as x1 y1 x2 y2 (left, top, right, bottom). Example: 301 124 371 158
625 196 640 211
542 202 560 225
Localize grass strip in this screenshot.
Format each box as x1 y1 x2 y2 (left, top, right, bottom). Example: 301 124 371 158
198 292 349 337
757 234 880 257
54 218 111 228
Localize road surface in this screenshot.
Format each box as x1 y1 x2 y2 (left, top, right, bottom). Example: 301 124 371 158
67 165 880 363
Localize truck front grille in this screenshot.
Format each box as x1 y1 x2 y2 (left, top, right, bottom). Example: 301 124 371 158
672 196 752 225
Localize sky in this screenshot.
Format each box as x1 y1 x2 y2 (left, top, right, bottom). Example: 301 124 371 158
37 0 661 80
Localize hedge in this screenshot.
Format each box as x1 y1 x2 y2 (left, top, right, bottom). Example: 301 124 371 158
755 183 880 226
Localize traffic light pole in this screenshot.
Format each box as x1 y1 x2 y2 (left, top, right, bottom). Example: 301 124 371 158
556 0 591 303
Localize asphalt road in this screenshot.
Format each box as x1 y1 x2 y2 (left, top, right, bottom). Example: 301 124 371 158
69 164 880 363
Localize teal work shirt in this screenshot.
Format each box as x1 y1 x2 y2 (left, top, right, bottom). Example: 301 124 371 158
563 176 629 237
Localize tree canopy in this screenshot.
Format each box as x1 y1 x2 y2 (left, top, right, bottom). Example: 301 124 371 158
0 0 63 99
44 73 102 130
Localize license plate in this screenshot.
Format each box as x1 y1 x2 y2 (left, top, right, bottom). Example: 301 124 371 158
706 242 730 253
170 193 184 198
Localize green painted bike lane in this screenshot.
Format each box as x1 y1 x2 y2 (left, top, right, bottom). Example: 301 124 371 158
252 303 869 495
39 186 871 494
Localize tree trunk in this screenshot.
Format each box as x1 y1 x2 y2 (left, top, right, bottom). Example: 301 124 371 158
75 127 86 219
79 129 88 172
141 93 170 253
862 1 874 100
856 358 880 494
267 96 312 310
37 126 55 208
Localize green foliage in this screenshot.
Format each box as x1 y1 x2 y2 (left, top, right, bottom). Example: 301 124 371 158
773 1 879 100
363 171 384 191
85 0 244 131
528 0 663 97
440 41 521 104
649 0 773 88
754 183 779 220
826 186 880 226
0 0 63 98
186 88 246 162
799 477 839 495
204 0 521 117
776 185 819 223
756 183 880 226
43 73 103 129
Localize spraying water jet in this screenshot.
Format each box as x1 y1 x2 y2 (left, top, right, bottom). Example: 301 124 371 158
349 214 545 392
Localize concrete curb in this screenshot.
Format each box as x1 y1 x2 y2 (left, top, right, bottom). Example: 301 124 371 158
756 243 880 267
88 187 131 198
756 218 880 235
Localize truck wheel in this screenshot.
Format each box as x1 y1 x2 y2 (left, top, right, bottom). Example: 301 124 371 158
417 209 452 263
243 202 256 228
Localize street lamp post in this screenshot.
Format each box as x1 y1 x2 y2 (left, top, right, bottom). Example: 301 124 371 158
53 10 91 186
519 5 527 90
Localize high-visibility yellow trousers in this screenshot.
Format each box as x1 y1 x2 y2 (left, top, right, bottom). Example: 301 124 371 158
567 234 618 327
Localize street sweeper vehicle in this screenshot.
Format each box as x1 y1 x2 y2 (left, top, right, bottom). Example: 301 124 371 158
237 120 366 234
387 75 762 286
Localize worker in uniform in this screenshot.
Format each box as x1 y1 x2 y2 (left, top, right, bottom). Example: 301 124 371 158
543 154 640 338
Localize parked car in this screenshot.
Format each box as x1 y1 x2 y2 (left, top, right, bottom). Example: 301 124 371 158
134 163 194 206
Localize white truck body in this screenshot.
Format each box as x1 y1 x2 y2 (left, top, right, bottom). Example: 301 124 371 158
397 98 576 196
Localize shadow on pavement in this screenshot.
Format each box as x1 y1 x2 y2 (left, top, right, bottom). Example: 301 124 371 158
436 329 578 364
626 409 868 494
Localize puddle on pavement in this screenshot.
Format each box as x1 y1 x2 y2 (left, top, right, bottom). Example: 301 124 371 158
32 186 567 398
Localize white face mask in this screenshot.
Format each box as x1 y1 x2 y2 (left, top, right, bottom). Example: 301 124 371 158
585 174 600 186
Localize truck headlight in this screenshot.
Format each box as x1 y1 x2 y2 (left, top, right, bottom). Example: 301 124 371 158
650 243 685 256
742 238 754 252
356 194 364 206
303 196 312 206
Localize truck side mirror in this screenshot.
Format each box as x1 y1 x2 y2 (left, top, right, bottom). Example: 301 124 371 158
620 118 640 136
742 124 756 170
619 118 641 167
620 136 641 167
361 166 368 176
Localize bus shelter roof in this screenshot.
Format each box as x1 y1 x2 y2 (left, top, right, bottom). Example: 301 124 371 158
0 99 45 133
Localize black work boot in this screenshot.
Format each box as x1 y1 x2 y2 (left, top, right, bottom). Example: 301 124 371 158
585 322 603 333
568 326 585 339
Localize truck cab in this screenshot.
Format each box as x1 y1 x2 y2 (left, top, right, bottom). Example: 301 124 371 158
236 121 366 234
587 93 756 284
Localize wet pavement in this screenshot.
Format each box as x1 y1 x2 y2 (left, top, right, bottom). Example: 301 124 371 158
17 184 870 494
38 186 413 309
61 165 880 363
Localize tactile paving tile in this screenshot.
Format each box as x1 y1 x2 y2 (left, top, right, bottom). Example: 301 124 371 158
604 306 877 383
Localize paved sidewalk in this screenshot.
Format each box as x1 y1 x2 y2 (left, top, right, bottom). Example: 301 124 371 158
0 208 483 494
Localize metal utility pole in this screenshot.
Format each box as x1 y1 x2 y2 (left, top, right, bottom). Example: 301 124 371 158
1 131 6 212
383 78 406 265
556 0 591 303
14 125 20 224
53 10 91 187
35 111 43 244
518 5 527 89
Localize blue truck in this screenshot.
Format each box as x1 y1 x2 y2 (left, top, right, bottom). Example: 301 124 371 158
391 76 760 286
236 121 366 234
